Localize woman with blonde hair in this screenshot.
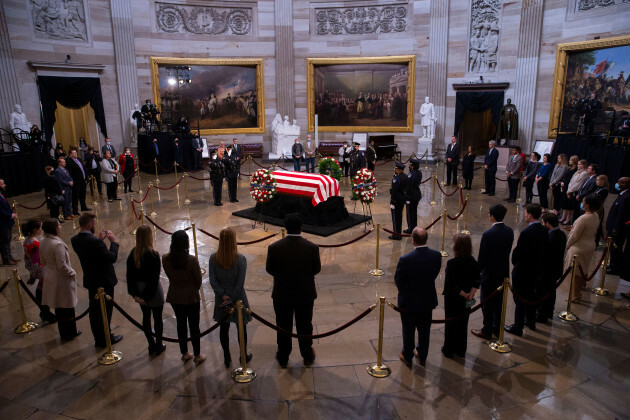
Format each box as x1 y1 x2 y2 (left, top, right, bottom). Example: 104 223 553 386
126 225 165 356
209 227 252 368
560 156 585 226
549 154 568 215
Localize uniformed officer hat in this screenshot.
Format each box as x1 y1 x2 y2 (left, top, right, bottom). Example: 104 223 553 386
395 162 405 170
353 142 360 146
410 158 421 166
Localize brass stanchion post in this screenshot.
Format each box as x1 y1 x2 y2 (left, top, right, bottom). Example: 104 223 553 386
248 155 252 176
516 177 523 203
440 209 448 257
12 270 37 334
191 223 206 275
480 167 486 193
136 167 143 195
96 287 123 365
282 153 285 170
183 173 191 205
281 228 286 238
130 201 137 235
174 161 178 183
424 148 429 170
592 237 612 296
148 183 157 217
140 209 145 225
559 255 579 322
153 158 160 184
272 161 277 172
231 300 256 383
441 160 446 185
430 174 437 205
367 297 391 378
12 202 24 240
489 278 512 353
369 224 384 276
461 194 471 234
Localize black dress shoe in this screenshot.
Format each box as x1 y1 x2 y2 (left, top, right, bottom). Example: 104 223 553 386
81 207 92 211
241 353 253 365
535 317 548 324
128 189 134 193
402 229 412 234
470 329 492 340
389 235 402 240
154 344 166 356
111 334 124 344
504 324 523 337
224 355 232 368
525 323 536 332
275 352 288 368
441 347 454 358
481 192 488 194
488 193 495 196
61 330 82 340
303 349 315 366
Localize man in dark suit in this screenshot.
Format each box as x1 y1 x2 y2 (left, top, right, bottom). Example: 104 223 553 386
191 134 203 171
607 177 630 276
232 138 243 177
389 162 408 240
266 213 321 367
101 138 116 159
54 157 74 220
574 163 599 221
537 213 567 322
71 213 123 348
445 135 460 186
404 159 423 234
0 179 18 266
66 148 91 216
224 146 239 203
483 140 499 196
505 204 548 336
85 147 102 196
471 204 514 340
395 227 441 367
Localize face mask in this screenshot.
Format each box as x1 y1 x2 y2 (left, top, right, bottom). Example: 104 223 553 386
615 183 620 191
580 203 584 211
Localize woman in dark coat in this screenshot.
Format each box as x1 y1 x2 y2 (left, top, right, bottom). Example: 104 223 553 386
594 174 609 247
127 225 165 356
523 152 541 204
442 233 480 358
461 146 476 190
43 165 63 220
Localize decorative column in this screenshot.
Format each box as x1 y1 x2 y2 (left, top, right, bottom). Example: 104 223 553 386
110 0 140 145
274 0 295 120
0 6 21 126
426 0 450 150
513 0 544 153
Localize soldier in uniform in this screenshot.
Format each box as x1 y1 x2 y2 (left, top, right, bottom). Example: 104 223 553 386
389 162 409 240
224 146 239 203
209 148 226 206
365 140 377 171
348 142 366 178
404 158 423 234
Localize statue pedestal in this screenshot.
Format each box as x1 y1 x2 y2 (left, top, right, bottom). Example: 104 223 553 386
270 130 300 159
417 138 435 162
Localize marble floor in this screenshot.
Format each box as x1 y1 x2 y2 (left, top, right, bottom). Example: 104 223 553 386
1 160 628 419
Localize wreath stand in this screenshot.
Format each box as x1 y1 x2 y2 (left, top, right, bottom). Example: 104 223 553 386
252 203 268 232
352 199 373 232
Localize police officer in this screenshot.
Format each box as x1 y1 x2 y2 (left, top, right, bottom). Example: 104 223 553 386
224 145 239 202
349 142 366 178
404 158 423 234
389 161 408 240
209 148 226 206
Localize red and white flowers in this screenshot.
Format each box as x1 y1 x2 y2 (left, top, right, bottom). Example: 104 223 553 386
250 169 277 204
352 168 377 204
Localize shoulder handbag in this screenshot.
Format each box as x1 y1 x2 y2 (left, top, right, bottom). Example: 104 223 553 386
51 194 65 206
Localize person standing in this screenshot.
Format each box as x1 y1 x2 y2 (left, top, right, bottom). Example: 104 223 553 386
101 138 117 159
594 175 609 247
365 140 377 171
549 154 568 215
483 140 499 196
535 153 553 211
505 146 523 203
338 141 351 177
574 163 599 221
404 159 422 234
395 227 441 367
209 227 252 368
172 137 183 168
461 146 476 190
71 213 123 348
266 213 321 368
22 220 56 324
224 146 239 203
292 138 304 171
163 230 204 363
522 152 541 204
40 218 80 340
118 147 136 193
505 204 548 336
304 136 315 173
559 155 579 224
192 135 203 171
85 147 103 196
389 162 408 240
471 204 514 340
563 159 589 227
232 138 243 177
537 213 567 322
66 148 91 216
348 142 366 178
54 158 74 220
209 147 226 206
442 234 480 358
606 177 630 277
445 135 460 186
43 166 63 221
100 151 120 202
126 225 165 356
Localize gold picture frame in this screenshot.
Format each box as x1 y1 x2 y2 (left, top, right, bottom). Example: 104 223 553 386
307 55 416 133
149 56 265 135
548 35 630 138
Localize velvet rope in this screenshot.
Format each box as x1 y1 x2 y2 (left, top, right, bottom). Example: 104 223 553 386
436 182 461 197
197 226 278 245
446 199 468 221
509 266 572 306
495 176 508 182
313 228 373 248
189 174 210 181
117 172 136 184
132 188 151 203
144 215 174 235
18 279 90 322
138 160 153 167
153 176 184 190
375 157 395 166
425 214 443 230
578 253 607 281
248 304 376 339
382 227 410 237
386 285 504 324
158 162 174 172
17 201 48 210
131 201 140 220
0 279 9 294
420 176 431 184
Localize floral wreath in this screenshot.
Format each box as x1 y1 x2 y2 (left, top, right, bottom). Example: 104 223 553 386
352 168 377 204
250 169 277 204
317 157 342 181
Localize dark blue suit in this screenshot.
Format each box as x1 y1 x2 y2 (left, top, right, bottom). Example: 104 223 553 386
394 246 441 362
606 191 630 273
477 222 513 336
54 166 73 217
484 147 499 195
0 193 15 264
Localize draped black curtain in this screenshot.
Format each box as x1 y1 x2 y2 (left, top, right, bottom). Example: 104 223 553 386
37 76 108 141
454 91 504 136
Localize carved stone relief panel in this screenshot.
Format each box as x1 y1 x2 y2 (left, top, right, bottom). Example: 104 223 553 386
577 0 628 11
313 3 409 36
467 0 501 74
28 0 89 42
567 0 630 19
154 2 254 36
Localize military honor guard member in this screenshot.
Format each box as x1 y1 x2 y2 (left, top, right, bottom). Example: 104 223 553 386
390 161 409 240
225 146 240 203
349 142 367 178
209 148 226 206
404 158 423 234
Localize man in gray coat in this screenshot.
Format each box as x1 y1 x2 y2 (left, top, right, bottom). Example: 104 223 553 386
505 146 523 202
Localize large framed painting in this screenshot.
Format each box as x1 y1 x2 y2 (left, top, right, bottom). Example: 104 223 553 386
549 35 630 138
307 55 416 133
150 57 265 135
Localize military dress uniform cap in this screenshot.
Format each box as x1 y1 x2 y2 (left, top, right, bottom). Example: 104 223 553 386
353 142 360 146
395 162 406 170
410 158 421 165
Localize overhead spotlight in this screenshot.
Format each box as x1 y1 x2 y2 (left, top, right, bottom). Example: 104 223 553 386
168 77 176 86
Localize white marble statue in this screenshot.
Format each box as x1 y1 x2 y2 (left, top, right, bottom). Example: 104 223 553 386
130 103 141 143
282 115 291 128
272 113 282 132
9 104 32 133
419 97 436 140
271 114 300 157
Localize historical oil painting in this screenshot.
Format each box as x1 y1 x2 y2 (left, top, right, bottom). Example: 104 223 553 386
307 56 415 132
150 57 265 135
